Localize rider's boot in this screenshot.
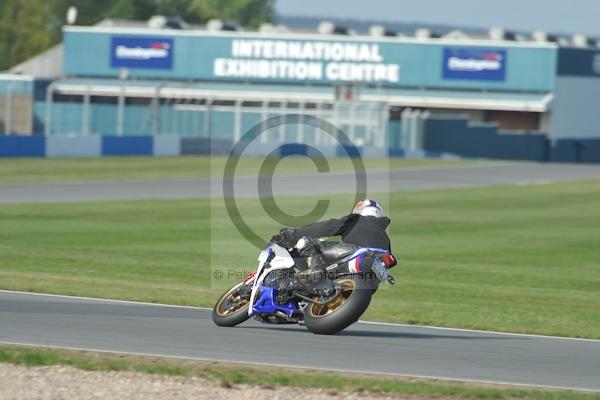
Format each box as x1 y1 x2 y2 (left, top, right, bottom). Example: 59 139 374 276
295 254 327 283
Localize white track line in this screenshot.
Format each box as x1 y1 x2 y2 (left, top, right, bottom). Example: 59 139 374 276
0 340 597 393
0 289 209 311
2 289 600 343
356 320 600 343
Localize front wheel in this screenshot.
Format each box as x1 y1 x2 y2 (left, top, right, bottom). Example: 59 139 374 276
303 275 373 335
212 281 251 327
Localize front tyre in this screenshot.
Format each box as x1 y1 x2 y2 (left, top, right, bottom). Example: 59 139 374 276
303 275 372 335
212 281 251 327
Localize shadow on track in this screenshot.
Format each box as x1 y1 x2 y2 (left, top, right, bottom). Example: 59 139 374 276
235 325 517 340
339 329 517 340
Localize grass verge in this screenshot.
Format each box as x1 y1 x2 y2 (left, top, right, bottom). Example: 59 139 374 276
0 345 597 399
0 156 468 183
1 181 600 338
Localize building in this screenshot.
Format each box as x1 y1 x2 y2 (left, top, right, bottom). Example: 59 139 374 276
1 18 599 161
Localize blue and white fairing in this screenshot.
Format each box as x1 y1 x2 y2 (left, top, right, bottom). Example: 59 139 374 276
248 244 298 319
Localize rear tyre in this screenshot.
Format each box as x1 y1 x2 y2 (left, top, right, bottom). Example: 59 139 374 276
212 281 251 327
303 275 372 335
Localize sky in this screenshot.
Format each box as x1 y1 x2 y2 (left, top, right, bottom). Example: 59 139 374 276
276 0 600 37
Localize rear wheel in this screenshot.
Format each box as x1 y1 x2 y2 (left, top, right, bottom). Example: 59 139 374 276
212 281 251 327
303 275 372 335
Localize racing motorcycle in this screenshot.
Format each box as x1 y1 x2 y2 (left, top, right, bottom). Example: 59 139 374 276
212 238 397 334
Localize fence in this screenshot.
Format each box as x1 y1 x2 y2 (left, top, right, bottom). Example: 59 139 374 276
42 81 390 145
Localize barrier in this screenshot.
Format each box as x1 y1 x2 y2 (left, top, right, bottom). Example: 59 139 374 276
0 136 45 157
102 136 153 156
361 147 388 158
279 143 308 156
46 136 101 157
336 145 361 158
550 139 600 163
0 133 597 164
575 140 600 163
180 138 233 155
153 136 180 157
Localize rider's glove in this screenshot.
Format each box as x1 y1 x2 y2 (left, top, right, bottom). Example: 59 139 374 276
270 228 297 248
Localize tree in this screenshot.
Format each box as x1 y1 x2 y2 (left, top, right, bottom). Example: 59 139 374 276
187 0 274 27
0 0 53 70
154 0 198 22
0 0 275 70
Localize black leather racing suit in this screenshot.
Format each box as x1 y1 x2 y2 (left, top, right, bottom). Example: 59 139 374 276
287 214 391 252
272 214 392 275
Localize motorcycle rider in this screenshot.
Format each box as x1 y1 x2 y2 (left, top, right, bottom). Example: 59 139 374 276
271 199 395 275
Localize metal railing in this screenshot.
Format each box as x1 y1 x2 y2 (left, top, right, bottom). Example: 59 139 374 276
42 81 392 148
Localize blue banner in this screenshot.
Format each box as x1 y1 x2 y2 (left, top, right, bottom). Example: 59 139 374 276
110 37 173 69
443 48 506 81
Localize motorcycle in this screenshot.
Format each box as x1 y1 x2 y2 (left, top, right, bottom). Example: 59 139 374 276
212 238 397 335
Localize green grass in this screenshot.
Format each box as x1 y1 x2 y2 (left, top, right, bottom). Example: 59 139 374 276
0 345 597 399
1 181 600 338
0 156 467 183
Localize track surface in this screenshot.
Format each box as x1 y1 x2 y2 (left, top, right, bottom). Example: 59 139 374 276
1 291 599 391
1 162 600 203
2 163 600 391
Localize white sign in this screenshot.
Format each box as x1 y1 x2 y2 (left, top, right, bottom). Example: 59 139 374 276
115 44 170 60
447 57 502 72
214 39 400 83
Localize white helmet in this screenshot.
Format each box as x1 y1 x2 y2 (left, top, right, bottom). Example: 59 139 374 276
352 199 384 218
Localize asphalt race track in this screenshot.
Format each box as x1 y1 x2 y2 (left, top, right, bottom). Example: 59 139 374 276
1 162 600 203
2 163 600 391
1 291 599 392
